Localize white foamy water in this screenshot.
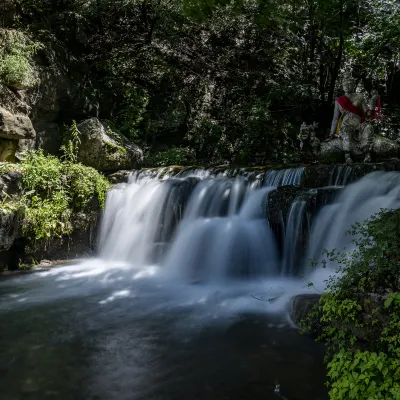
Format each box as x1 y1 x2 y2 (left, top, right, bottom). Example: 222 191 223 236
2 168 399 317
307 171 400 267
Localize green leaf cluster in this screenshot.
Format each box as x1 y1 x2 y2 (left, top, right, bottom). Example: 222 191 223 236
0 150 110 245
0 29 40 89
308 210 400 400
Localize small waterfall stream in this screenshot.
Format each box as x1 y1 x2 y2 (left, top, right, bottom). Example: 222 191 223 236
98 167 400 284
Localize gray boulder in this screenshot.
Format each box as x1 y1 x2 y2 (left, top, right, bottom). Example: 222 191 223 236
76 118 143 171
0 106 36 141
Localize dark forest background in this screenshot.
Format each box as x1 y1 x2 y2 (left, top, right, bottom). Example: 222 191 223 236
2 0 400 165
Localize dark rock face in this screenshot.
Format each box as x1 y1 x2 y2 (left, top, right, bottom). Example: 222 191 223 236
0 209 20 252
34 121 62 156
0 171 23 200
302 161 400 188
290 294 322 331
0 28 105 157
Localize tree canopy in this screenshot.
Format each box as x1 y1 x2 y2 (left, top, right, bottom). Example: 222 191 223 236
4 0 400 164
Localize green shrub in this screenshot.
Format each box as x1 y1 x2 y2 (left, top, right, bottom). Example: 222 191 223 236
0 30 40 89
0 150 110 246
145 147 195 167
63 162 109 210
308 210 400 400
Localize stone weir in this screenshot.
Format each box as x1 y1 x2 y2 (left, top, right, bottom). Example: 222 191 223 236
104 161 400 276
128 160 400 188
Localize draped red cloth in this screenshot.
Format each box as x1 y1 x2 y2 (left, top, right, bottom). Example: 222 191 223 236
336 95 366 123
370 97 382 122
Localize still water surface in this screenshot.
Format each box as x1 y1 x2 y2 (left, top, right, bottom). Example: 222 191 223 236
0 262 328 400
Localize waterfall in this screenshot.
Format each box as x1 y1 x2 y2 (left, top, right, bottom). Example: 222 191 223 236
98 166 400 285
329 165 354 186
306 171 400 271
163 184 278 282
282 190 316 276
264 168 304 187
98 172 198 264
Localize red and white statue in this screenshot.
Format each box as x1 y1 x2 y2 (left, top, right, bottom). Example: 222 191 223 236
329 75 378 164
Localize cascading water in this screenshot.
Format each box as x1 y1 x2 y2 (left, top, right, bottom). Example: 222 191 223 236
282 190 316 276
264 168 304 187
307 171 400 270
329 164 354 186
163 184 278 282
98 167 400 289
98 172 199 264
98 168 305 280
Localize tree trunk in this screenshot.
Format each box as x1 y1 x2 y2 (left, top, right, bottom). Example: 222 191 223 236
327 0 344 105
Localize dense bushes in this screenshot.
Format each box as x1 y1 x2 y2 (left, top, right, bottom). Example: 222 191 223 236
0 150 110 246
0 29 39 89
308 210 400 400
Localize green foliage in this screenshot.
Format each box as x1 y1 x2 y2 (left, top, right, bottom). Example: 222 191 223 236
308 210 400 400
0 30 40 89
113 87 149 142
0 151 110 245
328 350 400 400
323 210 400 294
24 192 72 241
61 121 81 163
63 162 109 210
145 147 195 167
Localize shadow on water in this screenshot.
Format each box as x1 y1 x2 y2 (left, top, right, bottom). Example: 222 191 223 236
0 263 328 400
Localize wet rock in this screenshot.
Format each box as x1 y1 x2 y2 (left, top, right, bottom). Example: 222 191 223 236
291 293 389 342
290 294 322 332
24 211 100 263
302 162 400 188
108 170 132 184
77 118 143 171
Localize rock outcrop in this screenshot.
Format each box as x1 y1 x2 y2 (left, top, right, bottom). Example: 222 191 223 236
0 106 36 140
0 28 103 158
0 209 19 252
290 294 321 328
0 171 23 200
77 118 143 171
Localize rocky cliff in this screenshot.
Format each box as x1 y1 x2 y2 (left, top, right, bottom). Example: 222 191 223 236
0 28 142 170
